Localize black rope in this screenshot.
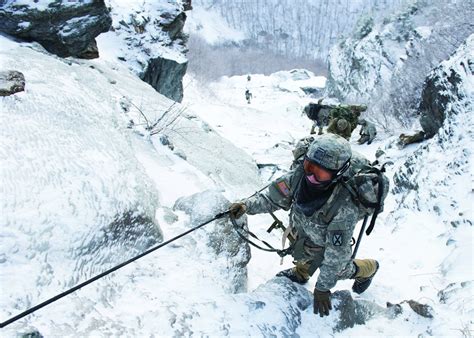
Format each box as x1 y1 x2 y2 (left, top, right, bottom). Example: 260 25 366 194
0 211 230 329
230 216 293 257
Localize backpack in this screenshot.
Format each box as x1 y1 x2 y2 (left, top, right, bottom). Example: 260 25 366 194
341 151 390 235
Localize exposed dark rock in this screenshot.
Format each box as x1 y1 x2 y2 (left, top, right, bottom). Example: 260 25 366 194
0 70 25 96
0 0 111 58
183 0 193 11
160 12 186 40
301 86 323 96
20 330 43 338
77 40 100 59
406 300 434 318
141 56 188 102
418 58 471 138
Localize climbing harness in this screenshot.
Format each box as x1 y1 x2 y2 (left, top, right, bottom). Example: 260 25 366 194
229 214 294 258
0 211 230 329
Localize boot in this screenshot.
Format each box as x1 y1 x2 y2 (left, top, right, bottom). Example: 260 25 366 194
276 261 311 284
276 268 309 284
352 259 379 294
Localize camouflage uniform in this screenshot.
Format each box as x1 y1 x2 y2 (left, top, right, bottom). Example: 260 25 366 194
398 131 425 147
329 105 366 131
326 118 352 140
357 119 377 144
304 102 331 135
242 143 374 291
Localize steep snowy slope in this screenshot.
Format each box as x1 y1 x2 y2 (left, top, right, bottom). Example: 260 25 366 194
1 24 472 338
0 34 262 336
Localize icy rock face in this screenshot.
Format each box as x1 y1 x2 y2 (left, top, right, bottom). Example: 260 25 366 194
326 1 473 126
393 35 473 227
0 36 163 320
104 0 188 102
326 3 421 103
0 0 111 58
419 35 474 138
0 70 25 96
174 190 251 293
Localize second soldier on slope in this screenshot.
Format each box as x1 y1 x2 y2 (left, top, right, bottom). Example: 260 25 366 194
357 119 377 145
229 134 386 317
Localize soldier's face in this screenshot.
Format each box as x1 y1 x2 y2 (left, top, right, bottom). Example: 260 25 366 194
303 159 334 185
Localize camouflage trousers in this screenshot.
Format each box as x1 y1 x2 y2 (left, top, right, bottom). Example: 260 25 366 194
291 237 357 281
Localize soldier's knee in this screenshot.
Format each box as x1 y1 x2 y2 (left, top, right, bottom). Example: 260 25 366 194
353 259 378 278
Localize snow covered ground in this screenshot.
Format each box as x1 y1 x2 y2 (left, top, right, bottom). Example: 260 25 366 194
183 70 473 336
1 31 473 336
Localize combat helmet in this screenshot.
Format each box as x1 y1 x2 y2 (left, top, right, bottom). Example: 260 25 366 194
336 118 349 131
305 134 352 184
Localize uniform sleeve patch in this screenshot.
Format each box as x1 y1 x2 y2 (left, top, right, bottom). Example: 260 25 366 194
332 231 343 246
277 181 290 197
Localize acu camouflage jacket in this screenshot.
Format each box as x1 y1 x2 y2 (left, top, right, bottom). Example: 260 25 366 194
244 166 363 291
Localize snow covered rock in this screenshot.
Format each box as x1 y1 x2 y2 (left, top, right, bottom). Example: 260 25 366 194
326 1 473 126
0 70 25 96
394 34 473 205
174 190 251 293
0 34 166 328
0 0 112 58
419 34 474 138
98 0 188 102
387 33 473 328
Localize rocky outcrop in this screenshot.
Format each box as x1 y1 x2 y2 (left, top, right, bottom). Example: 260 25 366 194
103 1 188 102
173 190 251 293
0 0 111 58
0 70 25 96
393 35 473 223
326 1 473 127
142 56 187 102
418 35 474 138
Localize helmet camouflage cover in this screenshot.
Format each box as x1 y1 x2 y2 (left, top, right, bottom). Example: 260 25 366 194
336 118 349 131
305 134 352 171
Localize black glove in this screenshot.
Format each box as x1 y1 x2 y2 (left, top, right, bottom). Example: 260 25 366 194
229 202 247 219
313 288 332 317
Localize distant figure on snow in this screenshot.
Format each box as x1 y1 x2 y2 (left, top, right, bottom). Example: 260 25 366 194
357 119 377 145
245 89 252 104
303 98 331 135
